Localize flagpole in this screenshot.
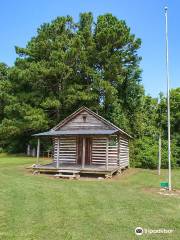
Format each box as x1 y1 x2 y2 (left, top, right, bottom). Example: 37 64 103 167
164 6 171 191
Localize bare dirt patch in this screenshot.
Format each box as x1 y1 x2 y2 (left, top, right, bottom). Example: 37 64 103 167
143 187 180 198
112 167 139 180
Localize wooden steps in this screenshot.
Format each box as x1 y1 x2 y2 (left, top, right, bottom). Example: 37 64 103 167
54 170 80 179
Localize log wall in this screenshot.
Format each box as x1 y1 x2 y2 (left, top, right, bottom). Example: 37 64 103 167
91 137 107 165
119 136 129 168
53 137 77 164
53 135 129 168
108 136 119 166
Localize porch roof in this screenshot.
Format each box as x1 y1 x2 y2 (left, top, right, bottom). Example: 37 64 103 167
33 129 118 137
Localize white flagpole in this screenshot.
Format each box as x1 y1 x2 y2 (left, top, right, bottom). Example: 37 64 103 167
164 6 172 191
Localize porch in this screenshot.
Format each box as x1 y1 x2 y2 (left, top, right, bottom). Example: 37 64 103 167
30 162 120 176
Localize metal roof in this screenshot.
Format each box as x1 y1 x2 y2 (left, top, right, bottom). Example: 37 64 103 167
33 129 118 137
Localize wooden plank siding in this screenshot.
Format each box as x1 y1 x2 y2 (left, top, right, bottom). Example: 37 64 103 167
53 135 129 168
108 135 118 166
91 137 107 165
59 111 111 130
53 137 77 164
119 136 129 168
91 136 119 166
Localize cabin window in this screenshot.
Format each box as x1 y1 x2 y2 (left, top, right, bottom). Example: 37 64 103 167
82 114 87 122
109 136 118 146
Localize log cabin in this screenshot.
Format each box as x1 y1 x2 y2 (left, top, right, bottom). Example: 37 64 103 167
31 106 132 178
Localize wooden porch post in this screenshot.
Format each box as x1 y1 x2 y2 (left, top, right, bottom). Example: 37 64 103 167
106 137 109 170
36 138 40 165
82 137 86 169
56 138 60 168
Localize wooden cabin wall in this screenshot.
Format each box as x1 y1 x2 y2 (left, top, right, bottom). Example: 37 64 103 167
91 137 107 165
59 111 111 130
91 135 129 167
108 136 119 165
91 136 118 165
119 136 129 168
53 137 77 164
53 135 129 167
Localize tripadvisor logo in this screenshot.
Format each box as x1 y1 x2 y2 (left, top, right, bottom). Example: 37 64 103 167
135 227 174 235
135 227 143 235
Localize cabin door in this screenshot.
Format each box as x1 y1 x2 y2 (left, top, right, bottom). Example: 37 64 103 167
77 137 92 165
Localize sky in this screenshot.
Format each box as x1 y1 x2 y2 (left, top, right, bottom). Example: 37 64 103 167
0 0 179 97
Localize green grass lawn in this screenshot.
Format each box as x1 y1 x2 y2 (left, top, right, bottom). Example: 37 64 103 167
0 155 179 240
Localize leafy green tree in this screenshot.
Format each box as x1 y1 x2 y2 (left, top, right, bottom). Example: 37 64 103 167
0 13 143 152
0 63 11 121
158 88 180 136
158 88 180 167
131 89 180 168
0 12 179 169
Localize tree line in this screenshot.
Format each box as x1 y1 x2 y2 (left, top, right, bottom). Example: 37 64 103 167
0 13 179 168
